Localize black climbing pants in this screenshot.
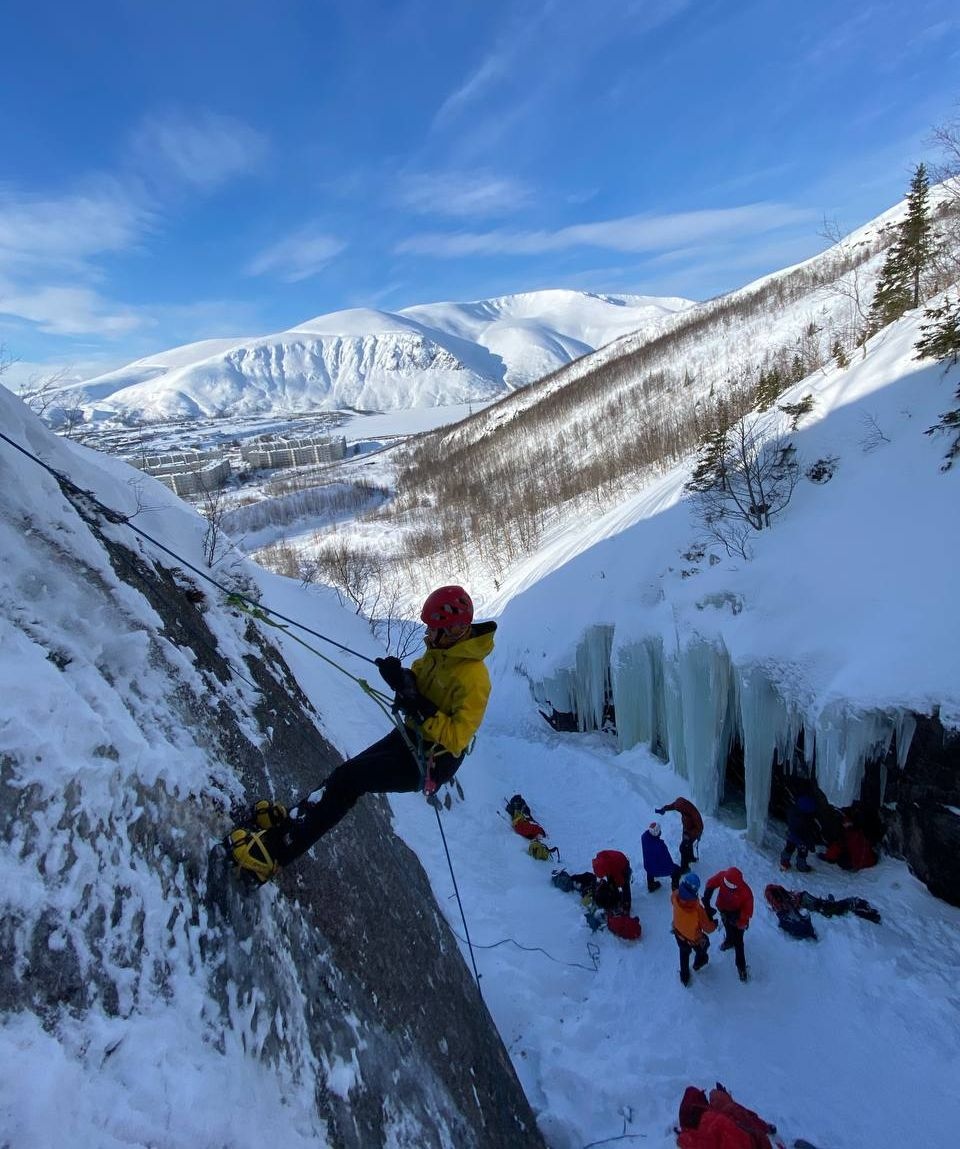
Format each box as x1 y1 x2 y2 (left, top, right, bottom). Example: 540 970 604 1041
781 840 811 869
676 933 710 982
679 835 698 874
720 911 748 975
269 728 462 866
646 865 681 892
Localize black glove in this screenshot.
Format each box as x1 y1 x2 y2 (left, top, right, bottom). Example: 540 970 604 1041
397 690 438 723
376 657 407 691
654 807 665 816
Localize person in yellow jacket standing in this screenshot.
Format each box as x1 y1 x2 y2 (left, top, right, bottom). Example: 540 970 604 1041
671 873 717 986
231 586 495 882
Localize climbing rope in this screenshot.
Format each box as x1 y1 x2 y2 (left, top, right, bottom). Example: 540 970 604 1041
447 930 601 975
431 799 484 997
1 427 486 996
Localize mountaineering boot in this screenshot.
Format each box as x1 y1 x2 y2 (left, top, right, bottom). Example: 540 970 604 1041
738 966 749 983
796 859 813 873
253 799 287 830
680 969 691 987
648 879 662 892
228 826 280 885
692 951 709 972
719 938 733 952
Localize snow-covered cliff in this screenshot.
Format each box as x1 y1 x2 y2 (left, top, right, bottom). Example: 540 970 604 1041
0 388 544 1148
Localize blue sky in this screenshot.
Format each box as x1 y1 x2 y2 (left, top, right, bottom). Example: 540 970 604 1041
1 0 958 384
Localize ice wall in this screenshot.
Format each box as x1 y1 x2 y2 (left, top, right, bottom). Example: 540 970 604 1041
530 627 918 841
532 625 613 731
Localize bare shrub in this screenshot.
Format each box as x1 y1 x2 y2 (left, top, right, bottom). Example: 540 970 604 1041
686 414 800 559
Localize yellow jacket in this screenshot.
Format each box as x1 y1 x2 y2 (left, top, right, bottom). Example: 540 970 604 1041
410 622 496 757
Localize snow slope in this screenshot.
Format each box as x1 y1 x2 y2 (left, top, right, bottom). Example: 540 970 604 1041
60 290 696 424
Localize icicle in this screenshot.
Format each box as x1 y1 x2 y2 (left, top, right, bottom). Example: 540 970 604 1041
738 668 804 842
678 639 736 815
530 626 614 732
573 625 614 732
895 712 917 770
814 703 899 807
612 636 667 758
531 668 576 719
662 654 688 781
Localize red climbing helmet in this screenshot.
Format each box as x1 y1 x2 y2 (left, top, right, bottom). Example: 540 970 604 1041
421 585 474 627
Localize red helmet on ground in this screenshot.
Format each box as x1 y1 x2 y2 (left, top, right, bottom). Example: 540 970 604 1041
421 585 474 627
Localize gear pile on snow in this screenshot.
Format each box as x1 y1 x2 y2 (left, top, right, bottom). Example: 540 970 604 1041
552 849 642 941
765 883 881 941
505 794 560 861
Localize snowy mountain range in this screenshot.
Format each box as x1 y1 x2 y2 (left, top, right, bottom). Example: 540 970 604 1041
58 290 696 424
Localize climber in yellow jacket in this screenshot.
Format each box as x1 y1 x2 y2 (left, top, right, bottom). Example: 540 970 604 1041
231 586 495 883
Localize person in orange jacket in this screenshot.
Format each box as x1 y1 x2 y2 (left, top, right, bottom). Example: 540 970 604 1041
671 873 717 986
703 867 754 982
655 797 704 874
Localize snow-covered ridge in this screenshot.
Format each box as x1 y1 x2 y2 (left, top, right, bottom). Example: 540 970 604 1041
439 183 958 450
60 290 697 424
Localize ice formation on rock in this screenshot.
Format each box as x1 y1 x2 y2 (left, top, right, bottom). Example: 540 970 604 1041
531 626 917 840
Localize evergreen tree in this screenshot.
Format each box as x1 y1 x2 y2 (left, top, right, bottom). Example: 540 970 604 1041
831 337 849 369
869 164 934 333
869 248 912 331
901 163 933 309
916 295 960 469
915 295 960 366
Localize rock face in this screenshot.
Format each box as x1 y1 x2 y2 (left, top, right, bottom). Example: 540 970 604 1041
0 480 545 1148
883 712 960 907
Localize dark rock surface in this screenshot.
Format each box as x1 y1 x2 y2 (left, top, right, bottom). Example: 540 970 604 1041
881 712 960 907
0 486 545 1149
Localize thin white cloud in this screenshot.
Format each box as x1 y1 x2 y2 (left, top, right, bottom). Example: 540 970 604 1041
397 170 532 218
0 282 144 337
246 226 347 283
396 203 817 258
131 110 267 191
432 49 514 129
0 181 149 274
0 181 153 339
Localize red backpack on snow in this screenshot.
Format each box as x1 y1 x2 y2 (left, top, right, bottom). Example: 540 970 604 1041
505 794 547 839
677 1083 781 1149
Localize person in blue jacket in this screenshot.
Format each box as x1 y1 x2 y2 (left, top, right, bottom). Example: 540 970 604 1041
640 821 681 892
780 794 819 872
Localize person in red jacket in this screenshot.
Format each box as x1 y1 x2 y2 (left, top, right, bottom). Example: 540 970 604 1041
703 867 754 983
655 797 704 875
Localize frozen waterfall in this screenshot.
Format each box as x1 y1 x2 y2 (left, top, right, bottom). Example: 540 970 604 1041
529 627 917 841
